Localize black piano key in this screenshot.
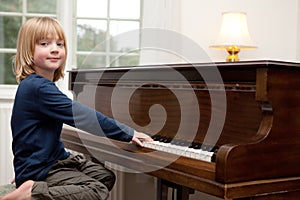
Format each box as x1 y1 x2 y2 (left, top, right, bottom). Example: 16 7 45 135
189 142 201 149
210 146 219 153
165 138 172 143
149 136 219 162
169 139 190 148
152 135 163 141
200 144 211 151
210 148 219 162
170 139 181 146
160 137 171 143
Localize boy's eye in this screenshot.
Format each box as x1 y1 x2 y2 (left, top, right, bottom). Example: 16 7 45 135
57 42 64 47
38 40 64 47
40 41 48 46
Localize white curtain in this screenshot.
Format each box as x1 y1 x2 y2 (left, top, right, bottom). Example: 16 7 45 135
139 0 183 65
142 0 181 31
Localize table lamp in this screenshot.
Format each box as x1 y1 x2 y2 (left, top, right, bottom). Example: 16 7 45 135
210 12 256 62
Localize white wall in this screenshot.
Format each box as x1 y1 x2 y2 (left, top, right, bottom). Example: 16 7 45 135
181 0 300 62
0 86 17 184
0 101 15 184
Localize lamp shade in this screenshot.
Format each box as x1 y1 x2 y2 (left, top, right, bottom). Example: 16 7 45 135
210 12 256 49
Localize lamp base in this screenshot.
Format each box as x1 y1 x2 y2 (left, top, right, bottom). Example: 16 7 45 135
226 46 240 62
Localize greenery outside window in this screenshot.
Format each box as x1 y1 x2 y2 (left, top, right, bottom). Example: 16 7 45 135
75 0 143 69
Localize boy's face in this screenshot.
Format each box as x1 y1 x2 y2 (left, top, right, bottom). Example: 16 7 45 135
33 34 66 78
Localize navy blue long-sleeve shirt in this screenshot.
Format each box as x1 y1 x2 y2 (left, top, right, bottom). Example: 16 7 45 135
11 74 134 187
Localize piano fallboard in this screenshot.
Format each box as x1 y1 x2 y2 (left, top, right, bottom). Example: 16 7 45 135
62 60 300 199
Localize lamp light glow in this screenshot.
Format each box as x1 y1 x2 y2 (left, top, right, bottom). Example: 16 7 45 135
210 12 256 62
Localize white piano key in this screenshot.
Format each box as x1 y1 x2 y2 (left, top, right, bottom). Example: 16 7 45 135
143 140 214 162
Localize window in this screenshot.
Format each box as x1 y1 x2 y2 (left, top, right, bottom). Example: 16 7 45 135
75 0 143 68
0 0 57 85
0 0 143 86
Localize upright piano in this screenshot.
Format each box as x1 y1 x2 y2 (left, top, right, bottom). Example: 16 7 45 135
61 60 300 199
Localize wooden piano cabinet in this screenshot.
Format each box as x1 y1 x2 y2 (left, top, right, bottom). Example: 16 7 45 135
247 190 300 200
62 60 300 200
156 179 194 200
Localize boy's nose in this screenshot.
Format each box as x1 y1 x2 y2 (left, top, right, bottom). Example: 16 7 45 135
50 44 59 52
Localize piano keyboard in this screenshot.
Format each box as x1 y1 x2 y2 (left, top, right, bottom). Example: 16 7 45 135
143 136 218 162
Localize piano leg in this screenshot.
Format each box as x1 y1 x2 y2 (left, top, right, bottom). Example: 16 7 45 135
157 179 168 200
156 179 194 200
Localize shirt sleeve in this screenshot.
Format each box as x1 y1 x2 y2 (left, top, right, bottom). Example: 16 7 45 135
37 80 134 142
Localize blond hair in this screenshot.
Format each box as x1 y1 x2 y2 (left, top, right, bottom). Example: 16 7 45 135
14 17 67 83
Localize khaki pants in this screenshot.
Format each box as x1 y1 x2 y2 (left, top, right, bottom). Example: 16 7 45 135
31 154 115 200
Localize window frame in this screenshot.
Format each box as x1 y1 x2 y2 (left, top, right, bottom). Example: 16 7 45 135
0 0 58 99
0 0 144 99
74 0 144 68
